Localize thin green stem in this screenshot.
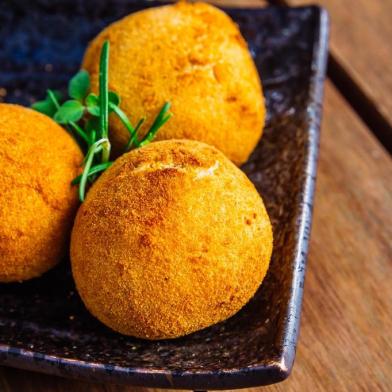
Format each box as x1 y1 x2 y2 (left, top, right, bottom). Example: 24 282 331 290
110 103 134 133
69 122 89 144
133 117 145 135
110 103 142 150
140 102 172 147
47 89 60 109
79 147 97 202
48 89 89 145
126 117 145 150
78 138 107 201
99 41 110 164
72 161 113 185
90 130 96 146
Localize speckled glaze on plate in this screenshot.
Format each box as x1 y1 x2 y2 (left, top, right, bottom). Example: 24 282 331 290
0 1 329 389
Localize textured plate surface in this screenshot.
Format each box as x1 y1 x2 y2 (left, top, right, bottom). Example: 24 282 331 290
0 1 328 389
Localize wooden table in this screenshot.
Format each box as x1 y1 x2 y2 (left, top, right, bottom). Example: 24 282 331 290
1 1 391 391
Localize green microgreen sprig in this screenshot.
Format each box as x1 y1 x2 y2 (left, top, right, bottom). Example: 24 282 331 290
32 40 172 202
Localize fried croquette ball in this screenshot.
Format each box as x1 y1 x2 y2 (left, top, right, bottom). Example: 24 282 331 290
0 104 83 282
82 2 265 165
71 140 273 339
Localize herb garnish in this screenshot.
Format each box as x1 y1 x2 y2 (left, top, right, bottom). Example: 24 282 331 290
32 40 172 201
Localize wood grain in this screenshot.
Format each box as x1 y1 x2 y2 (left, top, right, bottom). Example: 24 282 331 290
284 0 392 138
262 81 392 392
1 81 391 391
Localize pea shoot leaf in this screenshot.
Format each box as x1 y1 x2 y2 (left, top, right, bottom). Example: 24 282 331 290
69 70 90 101
86 93 100 116
54 100 84 124
86 91 120 116
109 91 120 106
32 90 62 117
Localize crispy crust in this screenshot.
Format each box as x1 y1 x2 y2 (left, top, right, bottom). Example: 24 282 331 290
0 104 83 282
71 140 273 339
82 1 265 165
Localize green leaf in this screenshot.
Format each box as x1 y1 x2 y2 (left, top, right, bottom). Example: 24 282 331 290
86 93 98 106
86 91 120 116
86 93 100 116
69 70 90 101
87 105 100 116
108 91 120 106
54 100 84 124
32 90 62 117
32 99 56 117
85 117 100 145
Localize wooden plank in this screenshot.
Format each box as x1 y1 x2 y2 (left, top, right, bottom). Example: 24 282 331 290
284 0 392 146
262 81 392 391
1 81 391 392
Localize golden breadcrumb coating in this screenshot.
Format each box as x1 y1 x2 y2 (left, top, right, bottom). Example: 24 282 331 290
0 104 83 282
82 1 265 165
71 140 273 339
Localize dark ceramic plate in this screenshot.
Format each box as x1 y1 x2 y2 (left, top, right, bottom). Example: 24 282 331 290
0 1 328 389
